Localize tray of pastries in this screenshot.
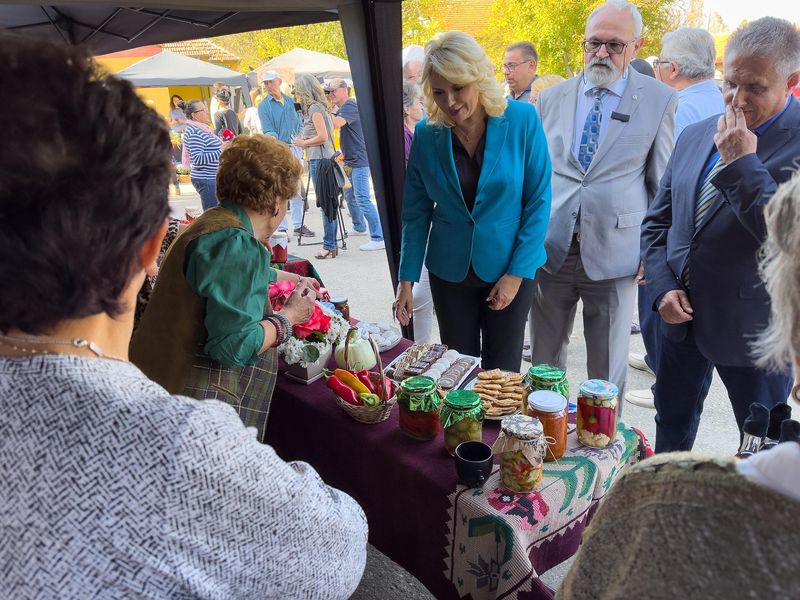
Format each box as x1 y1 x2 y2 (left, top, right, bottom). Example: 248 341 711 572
383 344 479 391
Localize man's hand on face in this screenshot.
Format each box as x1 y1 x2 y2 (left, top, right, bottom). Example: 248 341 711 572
714 104 757 164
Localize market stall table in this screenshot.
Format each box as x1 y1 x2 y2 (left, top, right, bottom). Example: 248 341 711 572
266 338 650 600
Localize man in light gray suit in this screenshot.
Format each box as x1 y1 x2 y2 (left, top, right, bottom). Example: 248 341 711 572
531 0 677 398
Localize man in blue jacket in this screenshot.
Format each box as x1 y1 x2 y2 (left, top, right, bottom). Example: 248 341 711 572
258 71 315 237
641 17 800 452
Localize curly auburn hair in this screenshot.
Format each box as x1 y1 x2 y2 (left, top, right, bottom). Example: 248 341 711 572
216 135 302 214
0 32 171 335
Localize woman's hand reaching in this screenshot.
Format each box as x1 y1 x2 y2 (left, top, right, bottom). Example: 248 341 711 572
394 281 414 325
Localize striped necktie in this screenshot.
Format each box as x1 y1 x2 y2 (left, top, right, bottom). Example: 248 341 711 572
683 156 727 287
694 157 726 227
578 88 607 171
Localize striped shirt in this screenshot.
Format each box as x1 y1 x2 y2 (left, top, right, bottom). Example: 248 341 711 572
182 125 222 179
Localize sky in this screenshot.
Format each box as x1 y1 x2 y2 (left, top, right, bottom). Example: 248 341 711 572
702 0 799 29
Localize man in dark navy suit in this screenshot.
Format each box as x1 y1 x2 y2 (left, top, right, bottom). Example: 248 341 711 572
641 17 800 452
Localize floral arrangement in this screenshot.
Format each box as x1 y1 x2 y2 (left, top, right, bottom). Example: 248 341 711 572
176 165 191 175
269 280 350 367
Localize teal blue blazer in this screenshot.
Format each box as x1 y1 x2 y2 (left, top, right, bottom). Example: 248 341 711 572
398 100 552 284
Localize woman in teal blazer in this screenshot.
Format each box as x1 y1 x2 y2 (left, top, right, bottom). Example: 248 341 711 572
394 32 552 371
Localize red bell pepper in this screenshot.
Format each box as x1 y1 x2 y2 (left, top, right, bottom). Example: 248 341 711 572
356 370 378 395
326 374 361 406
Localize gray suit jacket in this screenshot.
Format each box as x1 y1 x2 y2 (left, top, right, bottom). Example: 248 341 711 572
537 69 678 280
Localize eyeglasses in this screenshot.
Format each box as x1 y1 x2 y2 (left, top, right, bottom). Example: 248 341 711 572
192 109 207 115
581 39 637 55
502 60 532 72
324 90 331 95
651 59 672 69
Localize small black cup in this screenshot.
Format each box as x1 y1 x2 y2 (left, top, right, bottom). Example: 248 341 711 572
454 441 494 488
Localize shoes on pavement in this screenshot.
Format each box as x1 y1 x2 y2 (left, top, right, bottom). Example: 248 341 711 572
625 389 655 409
294 226 316 237
629 352 655 376
630 322 641 334
349 229 368 237
360 240 385 251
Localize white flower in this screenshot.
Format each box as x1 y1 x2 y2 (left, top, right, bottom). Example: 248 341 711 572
277 302 348 367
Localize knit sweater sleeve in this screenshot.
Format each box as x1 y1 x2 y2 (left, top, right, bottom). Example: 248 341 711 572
164 400 368 599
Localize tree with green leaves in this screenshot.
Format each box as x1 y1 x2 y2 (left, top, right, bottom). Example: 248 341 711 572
215 23 347 73
479 0 684 77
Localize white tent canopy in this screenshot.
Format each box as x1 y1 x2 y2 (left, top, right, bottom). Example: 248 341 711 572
117 50 252 105
252 47 351 83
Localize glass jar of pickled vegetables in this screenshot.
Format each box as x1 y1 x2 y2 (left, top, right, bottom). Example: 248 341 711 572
491 414 548 493
440 390 485 455
576 379 619 448
523 364 569 414
526 390 567 461
397 376 442 441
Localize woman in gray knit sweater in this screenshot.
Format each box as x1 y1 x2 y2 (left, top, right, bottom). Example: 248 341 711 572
0 33 367 600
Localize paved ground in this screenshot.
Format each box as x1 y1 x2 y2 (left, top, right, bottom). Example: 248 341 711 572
169 183 796 598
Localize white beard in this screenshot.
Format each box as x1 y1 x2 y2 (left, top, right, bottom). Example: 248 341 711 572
586 57 620 87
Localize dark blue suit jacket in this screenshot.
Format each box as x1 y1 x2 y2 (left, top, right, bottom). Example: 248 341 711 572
641 100 800 366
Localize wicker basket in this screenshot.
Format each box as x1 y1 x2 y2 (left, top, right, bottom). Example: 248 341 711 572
335 337 396 424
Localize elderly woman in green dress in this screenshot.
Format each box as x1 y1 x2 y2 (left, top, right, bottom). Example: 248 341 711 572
131 134 320 441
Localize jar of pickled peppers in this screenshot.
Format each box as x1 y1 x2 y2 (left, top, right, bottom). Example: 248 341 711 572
491 414 548 493
397 376 442 440
523 364 569 414
576 379 619 448
440 390 485 455
526 390 567 461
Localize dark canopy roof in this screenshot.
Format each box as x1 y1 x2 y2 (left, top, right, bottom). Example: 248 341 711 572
0 0 407 329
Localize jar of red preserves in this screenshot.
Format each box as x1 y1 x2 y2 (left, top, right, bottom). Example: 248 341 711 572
397 376 441 440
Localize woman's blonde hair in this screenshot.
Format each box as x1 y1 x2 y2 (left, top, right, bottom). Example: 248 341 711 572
755 169 800 372
294 73 329 113
422 31 507 126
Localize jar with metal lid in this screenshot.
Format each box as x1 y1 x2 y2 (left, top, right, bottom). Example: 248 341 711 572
491 414 548 493
523 364 569 414
330 296 350 322
440 390 485 455
576 379 619 448
397 376 442 440
526 390 567 461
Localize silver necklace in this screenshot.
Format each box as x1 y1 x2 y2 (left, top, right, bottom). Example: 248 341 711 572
0 334 128 363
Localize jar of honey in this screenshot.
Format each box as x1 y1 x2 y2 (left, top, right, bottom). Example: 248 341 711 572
526 390 567 461
576 379 619 448
397 376 441 440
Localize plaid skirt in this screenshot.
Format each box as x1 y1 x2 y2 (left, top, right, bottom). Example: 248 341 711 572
181 348 278 443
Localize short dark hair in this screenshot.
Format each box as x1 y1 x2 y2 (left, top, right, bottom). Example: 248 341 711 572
0 32 171 334
506 41 539 64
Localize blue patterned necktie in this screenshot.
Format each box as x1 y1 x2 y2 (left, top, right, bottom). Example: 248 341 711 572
683 156 727 287
578 87 607 171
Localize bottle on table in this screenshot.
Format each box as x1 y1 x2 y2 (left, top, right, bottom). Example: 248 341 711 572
736 402 769 458
526 390 568 461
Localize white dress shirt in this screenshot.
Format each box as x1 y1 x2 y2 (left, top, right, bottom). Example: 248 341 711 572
572 74 629 158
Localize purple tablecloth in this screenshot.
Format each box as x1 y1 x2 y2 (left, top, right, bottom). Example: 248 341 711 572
265 339 648 599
